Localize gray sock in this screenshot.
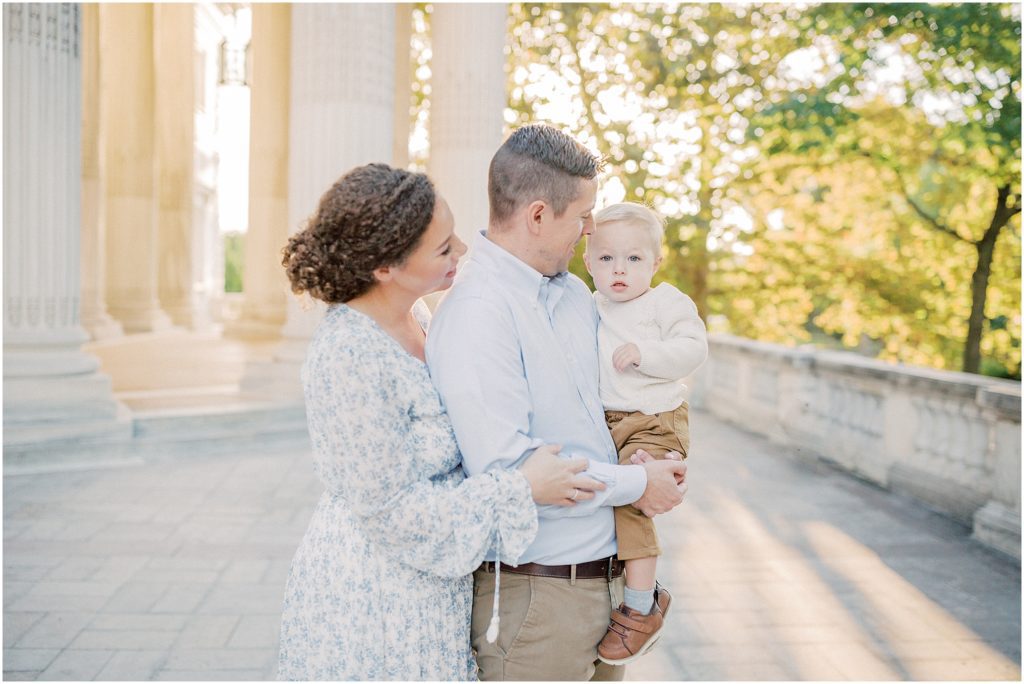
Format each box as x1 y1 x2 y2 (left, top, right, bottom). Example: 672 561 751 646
623 586 655 615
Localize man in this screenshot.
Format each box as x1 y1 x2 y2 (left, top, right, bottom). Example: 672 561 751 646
426 124 688 680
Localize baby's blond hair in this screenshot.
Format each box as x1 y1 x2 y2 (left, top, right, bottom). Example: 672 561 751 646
593 202 665 255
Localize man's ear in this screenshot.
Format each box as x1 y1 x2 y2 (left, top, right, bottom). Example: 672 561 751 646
525 200 547 236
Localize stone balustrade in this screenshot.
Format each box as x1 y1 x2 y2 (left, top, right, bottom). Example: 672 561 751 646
688 334 1021 559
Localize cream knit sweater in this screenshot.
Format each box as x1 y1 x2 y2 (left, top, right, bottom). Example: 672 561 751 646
595 282 708 415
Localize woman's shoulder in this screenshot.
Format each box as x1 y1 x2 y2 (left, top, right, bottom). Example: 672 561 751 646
311 305 391 367
317 303 374 339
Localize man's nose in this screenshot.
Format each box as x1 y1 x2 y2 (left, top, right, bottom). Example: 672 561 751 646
582 216 595 235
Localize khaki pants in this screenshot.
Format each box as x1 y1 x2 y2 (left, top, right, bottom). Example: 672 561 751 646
605 403 690 561
471 567 626 681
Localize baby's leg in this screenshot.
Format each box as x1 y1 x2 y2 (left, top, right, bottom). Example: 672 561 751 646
599 407 687 665
609 406 690 613
625 556 657 593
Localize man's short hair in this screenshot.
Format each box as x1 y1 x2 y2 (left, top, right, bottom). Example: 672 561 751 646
594 202 665 255
488 124 603 225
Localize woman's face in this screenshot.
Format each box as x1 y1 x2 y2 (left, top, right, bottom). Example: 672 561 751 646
389 195 467 297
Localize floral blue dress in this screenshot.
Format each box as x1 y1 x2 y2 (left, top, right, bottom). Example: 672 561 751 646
278 302 538 681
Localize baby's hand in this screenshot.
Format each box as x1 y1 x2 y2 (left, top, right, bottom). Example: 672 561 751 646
612 343 642 372
630 449 684 465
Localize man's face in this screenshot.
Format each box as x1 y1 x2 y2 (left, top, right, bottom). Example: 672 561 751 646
536 178 598 276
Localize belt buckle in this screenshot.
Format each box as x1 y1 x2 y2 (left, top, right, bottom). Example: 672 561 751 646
606 557 614 582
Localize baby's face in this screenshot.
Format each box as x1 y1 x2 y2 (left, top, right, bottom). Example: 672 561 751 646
585 220 662 303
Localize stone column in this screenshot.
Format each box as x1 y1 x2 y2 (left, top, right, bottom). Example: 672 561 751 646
100 4 173 333
427 3 507 243
3 4 129 451
79 3 122 340
230 3 290 339
155 4 207 330
242 3 395 396
392 4 413 169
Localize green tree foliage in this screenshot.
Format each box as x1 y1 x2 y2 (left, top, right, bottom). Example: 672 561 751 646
747 3 1021 375
495 3 1020 377
224 232 244 293
506 2 802 318
409 4 432 170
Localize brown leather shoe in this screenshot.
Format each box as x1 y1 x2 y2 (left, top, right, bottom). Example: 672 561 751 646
597 585 672 665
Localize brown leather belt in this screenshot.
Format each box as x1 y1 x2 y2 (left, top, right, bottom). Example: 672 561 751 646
480 556 624 581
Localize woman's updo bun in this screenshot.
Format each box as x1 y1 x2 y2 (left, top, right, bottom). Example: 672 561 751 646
282 163 436 303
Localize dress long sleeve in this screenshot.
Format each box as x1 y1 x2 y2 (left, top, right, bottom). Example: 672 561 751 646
303 317 537 578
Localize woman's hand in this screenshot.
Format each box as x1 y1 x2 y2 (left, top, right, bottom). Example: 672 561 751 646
519 444 608 506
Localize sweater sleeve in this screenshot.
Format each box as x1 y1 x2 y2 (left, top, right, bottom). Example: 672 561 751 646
635 286 708 381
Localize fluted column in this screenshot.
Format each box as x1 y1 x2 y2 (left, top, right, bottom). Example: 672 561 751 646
428 4 507 243
392 4 413 169
155 4 206 330
100 4 172 333
3 4 128 449
230 3 290 339
242 3 395 396
79 3 122 340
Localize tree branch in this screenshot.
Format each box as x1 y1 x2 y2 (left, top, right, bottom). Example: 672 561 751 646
1009 192 1022 218
981 184 1020 246
890 167 971 243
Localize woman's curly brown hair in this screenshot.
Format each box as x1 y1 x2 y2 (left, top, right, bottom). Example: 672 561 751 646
282 163 436 303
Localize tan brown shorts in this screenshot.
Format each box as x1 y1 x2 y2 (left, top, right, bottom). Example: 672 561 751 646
605 403 690 561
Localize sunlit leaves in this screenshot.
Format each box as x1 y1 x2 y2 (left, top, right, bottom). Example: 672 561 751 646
496 3 1019 376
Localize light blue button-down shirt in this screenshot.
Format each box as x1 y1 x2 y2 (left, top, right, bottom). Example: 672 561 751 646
425 231 647 565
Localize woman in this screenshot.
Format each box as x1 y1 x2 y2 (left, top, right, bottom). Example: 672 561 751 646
277 163 604 680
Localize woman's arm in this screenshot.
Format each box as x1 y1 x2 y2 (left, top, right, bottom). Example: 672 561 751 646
306 342 537 578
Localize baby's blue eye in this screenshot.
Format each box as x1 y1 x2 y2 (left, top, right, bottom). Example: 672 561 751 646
628 255 642 262
599 255 612 262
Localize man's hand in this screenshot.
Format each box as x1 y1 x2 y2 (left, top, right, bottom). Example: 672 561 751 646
630 449 686 484
612 343 642 372
633 458 688 517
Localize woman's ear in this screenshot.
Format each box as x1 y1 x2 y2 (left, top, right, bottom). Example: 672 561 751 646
372 265 393 283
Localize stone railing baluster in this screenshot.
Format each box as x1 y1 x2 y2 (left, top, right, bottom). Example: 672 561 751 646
689 334 1021 559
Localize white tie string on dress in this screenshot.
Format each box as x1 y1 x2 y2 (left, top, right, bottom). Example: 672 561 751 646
485 558 501 643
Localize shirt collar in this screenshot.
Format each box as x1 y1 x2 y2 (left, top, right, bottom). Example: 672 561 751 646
470 231 569 313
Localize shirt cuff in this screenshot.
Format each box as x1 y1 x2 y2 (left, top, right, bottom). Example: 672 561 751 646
587 461 648 507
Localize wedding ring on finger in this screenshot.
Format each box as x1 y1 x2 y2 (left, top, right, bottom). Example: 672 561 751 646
570 488 579 501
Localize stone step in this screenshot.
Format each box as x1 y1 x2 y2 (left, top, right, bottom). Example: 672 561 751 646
4 394 309 475
132 400 307 442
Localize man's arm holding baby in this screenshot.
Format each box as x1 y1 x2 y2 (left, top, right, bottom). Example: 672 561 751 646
425 295 686 518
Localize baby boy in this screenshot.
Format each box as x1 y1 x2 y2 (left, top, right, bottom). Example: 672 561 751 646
583 202 708 664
